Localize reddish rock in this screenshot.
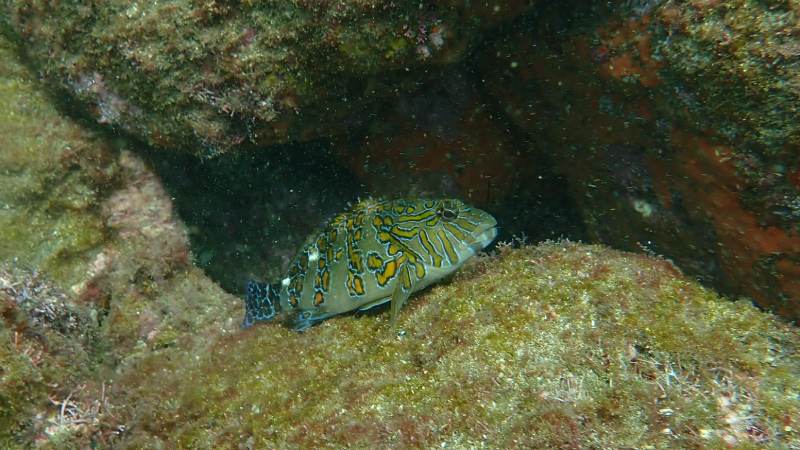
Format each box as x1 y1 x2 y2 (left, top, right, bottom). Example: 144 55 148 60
334 73 534 212
480 4 800 320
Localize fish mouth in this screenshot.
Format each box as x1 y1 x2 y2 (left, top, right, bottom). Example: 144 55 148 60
468 224 499 252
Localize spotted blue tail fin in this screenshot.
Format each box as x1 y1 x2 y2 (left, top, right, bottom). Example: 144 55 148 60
242 281 280 328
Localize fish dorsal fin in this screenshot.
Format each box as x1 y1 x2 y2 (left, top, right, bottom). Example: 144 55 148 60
389 261 416 327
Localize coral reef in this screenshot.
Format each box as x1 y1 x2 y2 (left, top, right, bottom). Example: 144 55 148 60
104 242 799 448
480 1 800 320
0 0 534 156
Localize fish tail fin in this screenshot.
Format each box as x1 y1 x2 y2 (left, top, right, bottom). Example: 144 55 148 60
242 280 280 328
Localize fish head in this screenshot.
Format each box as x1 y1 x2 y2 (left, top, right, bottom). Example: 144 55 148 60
392 199 498 268
435 199 498 255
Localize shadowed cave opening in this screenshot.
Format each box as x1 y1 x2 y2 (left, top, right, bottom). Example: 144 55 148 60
150 136 585 296
146 4 602 297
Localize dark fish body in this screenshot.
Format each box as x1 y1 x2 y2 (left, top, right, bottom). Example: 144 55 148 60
243 198 498 330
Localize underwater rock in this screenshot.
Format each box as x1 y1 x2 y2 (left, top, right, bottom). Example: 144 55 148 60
0 30 231 363
0 264 101 446
93 149 240 365
1 0 533 156
104 242 799 448
480 2 800 321
0 32 119 292
332 68 585 242
0 32 113 446
334 69 526 208
0 32 239 446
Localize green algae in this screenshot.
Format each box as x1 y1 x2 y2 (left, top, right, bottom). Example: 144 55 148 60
0 324 45 447
0 36 118 289
106 242 799 449
652 0 800 152
0 32 112 447
0 0 490 155
0 32 239 446
0 265 99 448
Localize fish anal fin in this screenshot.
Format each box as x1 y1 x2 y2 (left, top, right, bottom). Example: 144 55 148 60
357 296 391 312
290 311 333 332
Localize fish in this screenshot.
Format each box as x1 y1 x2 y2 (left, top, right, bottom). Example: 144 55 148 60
242 198 498 331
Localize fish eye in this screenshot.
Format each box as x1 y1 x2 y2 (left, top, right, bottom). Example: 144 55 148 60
437 206 458 220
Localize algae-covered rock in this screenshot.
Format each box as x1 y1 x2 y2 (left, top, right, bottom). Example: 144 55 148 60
0 29 117 447
0 265 99 447
94 151 240 366
1 0 532 156
0 30 239 447
106 242 799 448
480 2 800 320
0 34 118 289
653 0 800 152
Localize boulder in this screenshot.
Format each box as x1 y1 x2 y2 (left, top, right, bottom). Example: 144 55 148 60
0 33 237 446
105 242 800 448
480 2 800 320
2 0 534 156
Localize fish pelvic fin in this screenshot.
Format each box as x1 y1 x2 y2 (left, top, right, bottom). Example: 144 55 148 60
242 280 280 328
389 261 416 328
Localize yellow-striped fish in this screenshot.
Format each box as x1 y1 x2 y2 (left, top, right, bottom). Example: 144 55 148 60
243 198 498 330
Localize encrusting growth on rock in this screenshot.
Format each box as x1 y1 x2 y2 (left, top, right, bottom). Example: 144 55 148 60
105 242 799 449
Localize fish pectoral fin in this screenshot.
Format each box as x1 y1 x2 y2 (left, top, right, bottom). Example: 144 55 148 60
389 262 415 326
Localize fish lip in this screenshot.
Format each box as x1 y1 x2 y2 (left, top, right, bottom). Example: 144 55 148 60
475 223 498 236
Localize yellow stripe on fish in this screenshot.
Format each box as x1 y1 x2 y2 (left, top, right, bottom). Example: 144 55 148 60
242 198 498 331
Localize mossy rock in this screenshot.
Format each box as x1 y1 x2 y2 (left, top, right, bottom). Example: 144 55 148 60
651 0 800 153
0 265 98 447
0 1 519 156
0 31 239 447
0 29 118 290
107 242 799 448
479 1 800 321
